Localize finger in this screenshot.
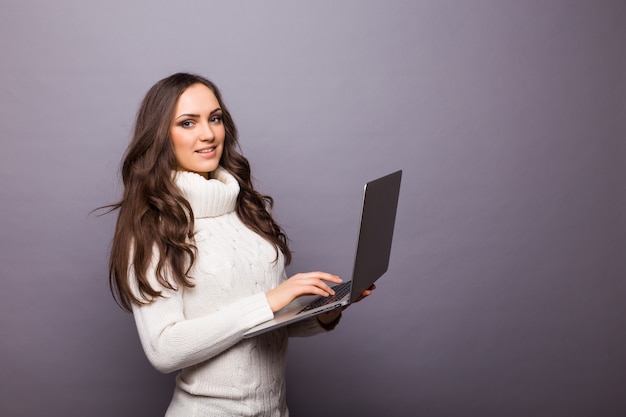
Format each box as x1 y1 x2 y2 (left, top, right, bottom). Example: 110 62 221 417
306 283 334 297
301 271 343 284
290 278 334 297
307 279 337 296
353 288 374 303
299 275 342 295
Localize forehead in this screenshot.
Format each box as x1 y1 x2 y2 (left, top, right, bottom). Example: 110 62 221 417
175 83 220 112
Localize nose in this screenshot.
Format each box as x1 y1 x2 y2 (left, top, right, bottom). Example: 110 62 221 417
199 120 215 141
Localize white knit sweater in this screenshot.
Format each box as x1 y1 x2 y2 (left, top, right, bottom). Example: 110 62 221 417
130 168 328 417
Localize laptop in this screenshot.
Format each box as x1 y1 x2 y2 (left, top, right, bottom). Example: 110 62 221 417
243 169 402 338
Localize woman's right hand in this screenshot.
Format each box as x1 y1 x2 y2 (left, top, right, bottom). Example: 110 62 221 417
265 272 343 313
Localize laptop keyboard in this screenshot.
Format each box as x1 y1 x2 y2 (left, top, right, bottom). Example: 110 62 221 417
297 281 352 314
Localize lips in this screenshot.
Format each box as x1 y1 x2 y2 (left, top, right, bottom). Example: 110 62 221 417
196 146 216 154
195 146 218 159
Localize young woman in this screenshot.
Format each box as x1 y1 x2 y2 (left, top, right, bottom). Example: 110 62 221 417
108 73 372 416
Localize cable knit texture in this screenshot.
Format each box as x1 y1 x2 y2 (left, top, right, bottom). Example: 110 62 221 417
130 168 328 417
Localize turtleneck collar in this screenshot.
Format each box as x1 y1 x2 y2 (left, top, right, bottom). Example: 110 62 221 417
173 167 240 218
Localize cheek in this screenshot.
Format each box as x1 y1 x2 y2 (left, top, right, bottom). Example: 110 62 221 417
170 130 191 150
217 125 227 141
170 131 190 165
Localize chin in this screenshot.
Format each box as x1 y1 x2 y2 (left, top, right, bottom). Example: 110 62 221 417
199 162 220 176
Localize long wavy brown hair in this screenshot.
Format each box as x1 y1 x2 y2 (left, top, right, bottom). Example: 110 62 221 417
108 73 291 311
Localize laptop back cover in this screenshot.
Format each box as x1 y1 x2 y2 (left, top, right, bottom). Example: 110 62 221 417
349 170 402 303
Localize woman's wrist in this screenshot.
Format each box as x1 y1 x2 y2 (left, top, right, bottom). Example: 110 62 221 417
316 310 342 330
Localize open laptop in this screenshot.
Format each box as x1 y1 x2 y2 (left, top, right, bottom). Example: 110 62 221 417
243 169 402 338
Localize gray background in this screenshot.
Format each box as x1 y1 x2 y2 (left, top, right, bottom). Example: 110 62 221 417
1 1 625 416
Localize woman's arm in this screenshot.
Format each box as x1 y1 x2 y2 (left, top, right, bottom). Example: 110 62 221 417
130 265 274 374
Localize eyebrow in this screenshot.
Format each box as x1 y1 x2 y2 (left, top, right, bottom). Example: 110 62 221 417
175 108 222 120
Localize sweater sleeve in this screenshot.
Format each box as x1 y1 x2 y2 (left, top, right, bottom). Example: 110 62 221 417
130 263 275 374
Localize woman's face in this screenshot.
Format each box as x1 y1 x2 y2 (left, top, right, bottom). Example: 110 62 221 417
170 83 225 178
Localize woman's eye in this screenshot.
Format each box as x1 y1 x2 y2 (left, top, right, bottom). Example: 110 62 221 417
181 120 194 128
210 115 223 123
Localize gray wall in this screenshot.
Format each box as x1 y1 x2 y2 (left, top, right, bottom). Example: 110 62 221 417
1 1 624 416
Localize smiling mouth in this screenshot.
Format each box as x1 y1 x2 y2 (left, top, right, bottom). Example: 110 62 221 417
196 147 216 154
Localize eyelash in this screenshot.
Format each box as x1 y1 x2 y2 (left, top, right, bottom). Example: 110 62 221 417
180 115 223 128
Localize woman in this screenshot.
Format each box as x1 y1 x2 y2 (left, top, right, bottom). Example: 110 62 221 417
108 73 372 416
